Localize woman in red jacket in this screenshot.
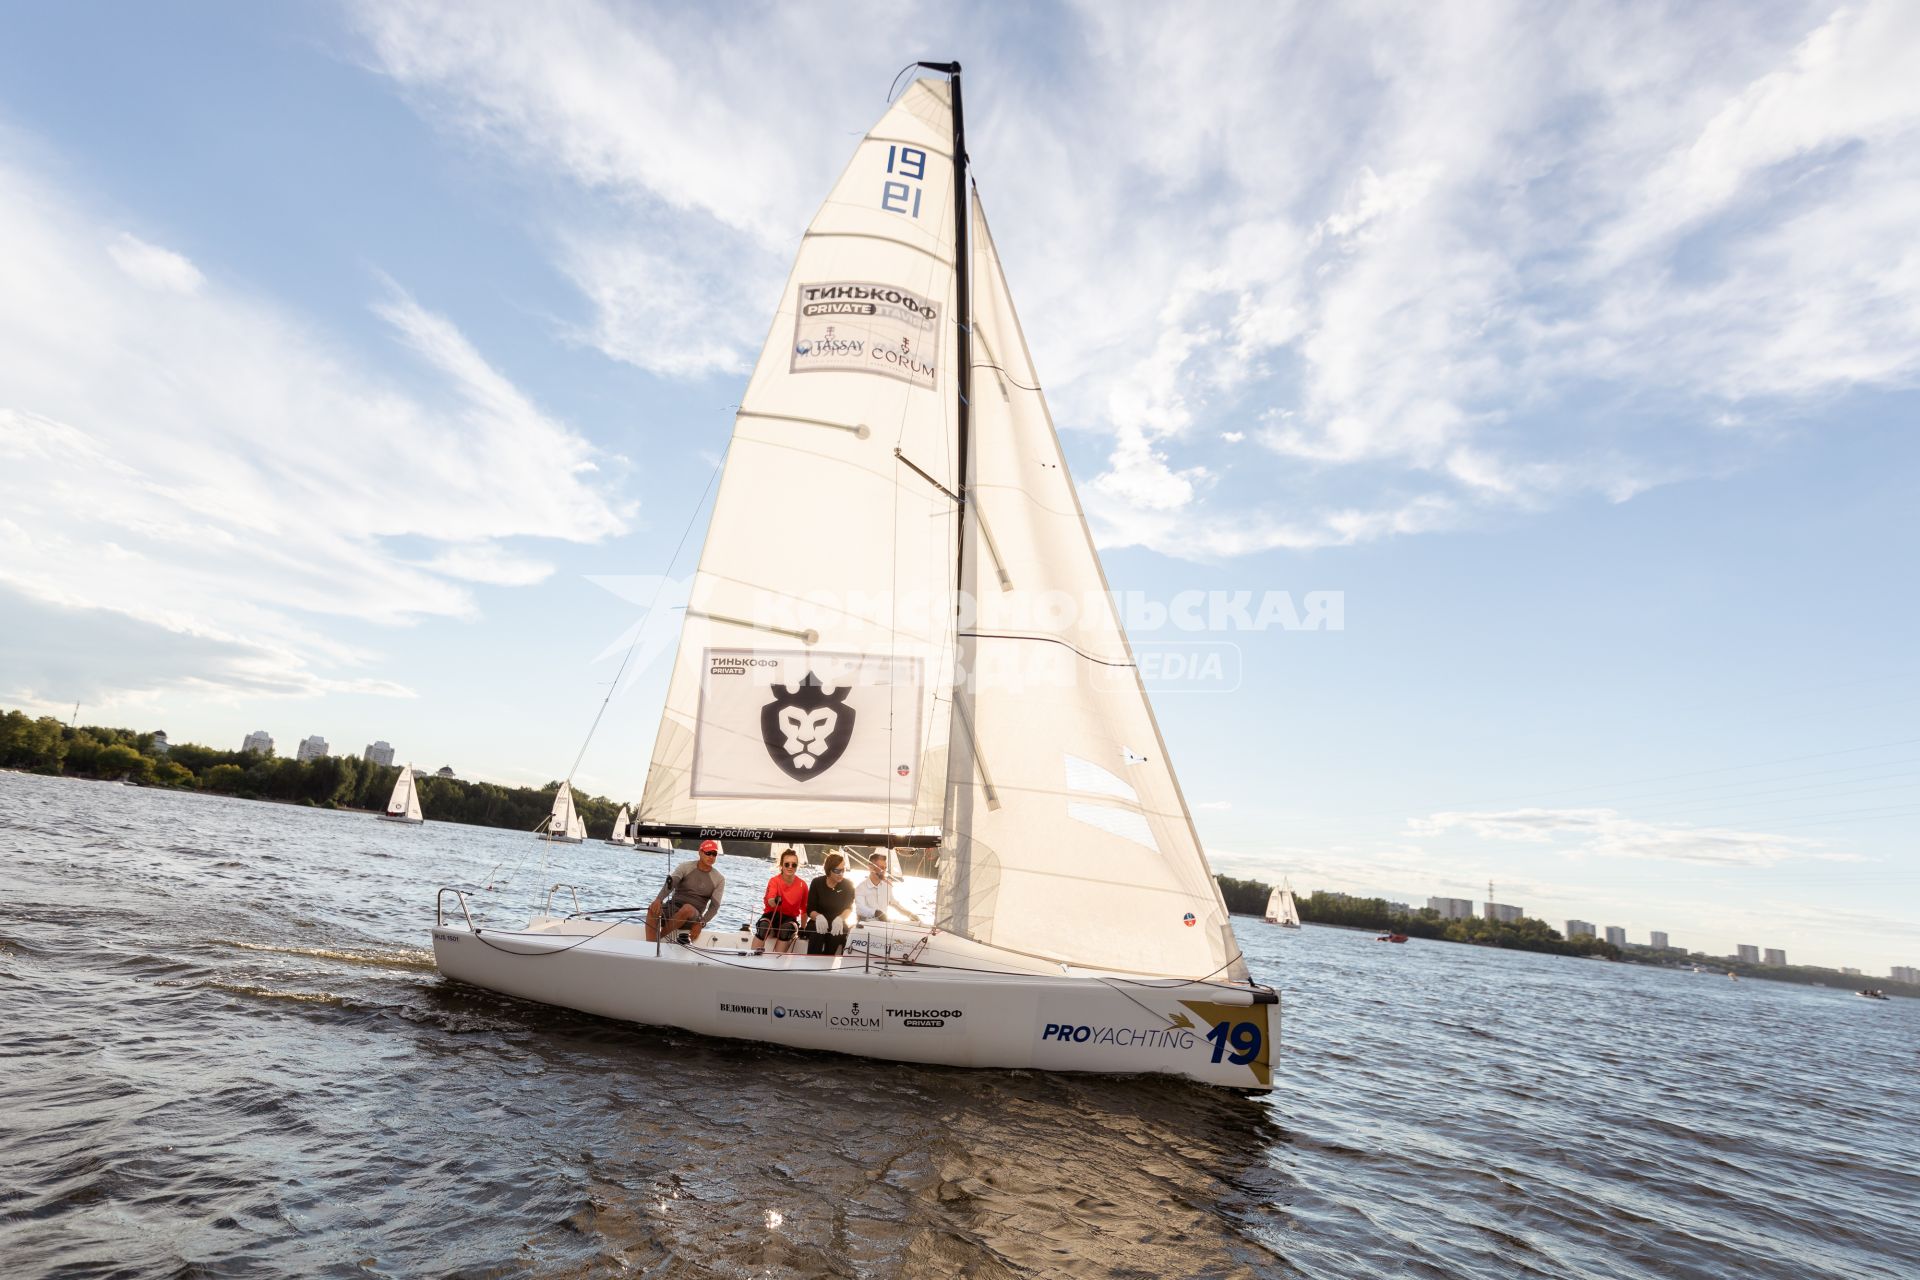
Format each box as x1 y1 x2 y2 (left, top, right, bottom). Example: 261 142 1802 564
755 848 809 954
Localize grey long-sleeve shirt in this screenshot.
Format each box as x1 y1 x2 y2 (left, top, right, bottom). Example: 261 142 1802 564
660 860 726 924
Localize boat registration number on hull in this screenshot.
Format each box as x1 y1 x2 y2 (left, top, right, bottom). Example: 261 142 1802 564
1031 997 1272 1086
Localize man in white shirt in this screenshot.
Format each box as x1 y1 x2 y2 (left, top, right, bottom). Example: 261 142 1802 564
854 852 921 923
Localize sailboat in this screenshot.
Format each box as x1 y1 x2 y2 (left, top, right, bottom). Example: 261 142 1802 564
432 65 1276 1091
379 764 424 825
541 780 588 844
1265 880 1301 928
606 803 637 847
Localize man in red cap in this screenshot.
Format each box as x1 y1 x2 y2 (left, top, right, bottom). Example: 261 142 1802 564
646 839 728 942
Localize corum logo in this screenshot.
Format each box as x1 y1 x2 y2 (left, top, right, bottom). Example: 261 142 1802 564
761 671 855 781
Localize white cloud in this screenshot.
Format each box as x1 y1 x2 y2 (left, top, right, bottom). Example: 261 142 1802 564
418 543 555 587
1408 806 1862 869
350 0 1920 559
0 147 630 704
106 232 204 294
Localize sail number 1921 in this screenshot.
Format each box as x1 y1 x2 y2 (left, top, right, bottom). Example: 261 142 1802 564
881 145 926 219
1205 1020 1263 1065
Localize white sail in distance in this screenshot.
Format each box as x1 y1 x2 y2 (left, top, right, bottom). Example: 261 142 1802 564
386 765 422 822
1267 883 1300 927
938 196 1247 983
551 782 586 841
637 78 962 845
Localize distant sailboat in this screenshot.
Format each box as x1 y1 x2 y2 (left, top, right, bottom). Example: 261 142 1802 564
380 764 424 825
1265 880 1301 929
541 781 587 844
606 803 636 847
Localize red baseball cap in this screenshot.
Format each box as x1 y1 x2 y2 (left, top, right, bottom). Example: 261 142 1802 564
698 839 719 854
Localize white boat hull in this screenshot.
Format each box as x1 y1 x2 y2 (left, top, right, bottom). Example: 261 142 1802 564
538 834 586 844
380 813 424 825
431 915 1276 1092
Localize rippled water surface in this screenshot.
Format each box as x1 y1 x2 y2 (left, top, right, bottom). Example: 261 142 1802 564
3 771 1916 1278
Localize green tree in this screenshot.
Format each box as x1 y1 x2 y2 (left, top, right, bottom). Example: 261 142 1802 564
94 742 152 782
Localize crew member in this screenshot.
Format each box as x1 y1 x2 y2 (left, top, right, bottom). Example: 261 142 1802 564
855 852 921 923
647 839 727 942
804 852 857 955
755 847 809 954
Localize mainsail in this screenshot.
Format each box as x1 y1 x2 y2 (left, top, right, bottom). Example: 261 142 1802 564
550 782 586 841
609 803 633 843
635 75 1245 982
1267 883 1300 927
386 765 422 822
636 77 961 845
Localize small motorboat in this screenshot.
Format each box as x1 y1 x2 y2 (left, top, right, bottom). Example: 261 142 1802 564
1858 989 1889 1000
1376 932 1408 943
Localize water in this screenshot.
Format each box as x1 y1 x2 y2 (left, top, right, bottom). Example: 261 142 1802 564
2 771 1916 1279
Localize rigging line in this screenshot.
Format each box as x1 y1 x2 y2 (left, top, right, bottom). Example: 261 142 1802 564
1427 736 1920 812
1557 756 1920 809
885 61 921 103
1618 776 1920 821
468 918 630 958
1744 802 1920 831
972 360 1041 392
959 630 1137 670
560 440 730 788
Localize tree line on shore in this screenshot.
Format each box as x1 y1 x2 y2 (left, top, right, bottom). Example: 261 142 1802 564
1214 873 1622 960
0 710 629 837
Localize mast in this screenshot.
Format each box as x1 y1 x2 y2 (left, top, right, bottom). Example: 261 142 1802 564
918 59 973 919
918 61 971 590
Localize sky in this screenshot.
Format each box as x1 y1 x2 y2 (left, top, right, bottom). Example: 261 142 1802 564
0 1 1915 974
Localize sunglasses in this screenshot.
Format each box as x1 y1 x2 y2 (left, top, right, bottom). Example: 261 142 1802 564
781 860 798 868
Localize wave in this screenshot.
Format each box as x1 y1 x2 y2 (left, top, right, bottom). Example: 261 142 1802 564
195 980 364 1008
213 939 438 971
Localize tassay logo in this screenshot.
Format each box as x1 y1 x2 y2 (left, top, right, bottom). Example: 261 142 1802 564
773 1004 823 1022
794 334 864 359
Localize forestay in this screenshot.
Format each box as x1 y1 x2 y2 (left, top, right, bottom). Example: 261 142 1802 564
638 78 962 842
939 198 1246 983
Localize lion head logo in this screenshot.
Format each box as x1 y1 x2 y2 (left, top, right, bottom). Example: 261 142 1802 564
761 670 855 781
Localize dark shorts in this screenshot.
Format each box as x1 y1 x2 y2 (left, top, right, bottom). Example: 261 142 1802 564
660 898 703 925
755 912 799 941
806 925 848 956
